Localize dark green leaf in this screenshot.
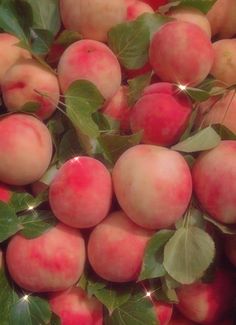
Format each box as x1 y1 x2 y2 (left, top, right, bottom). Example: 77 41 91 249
93 112 120 132
19 210 57 239
65 80 104 138
128 72 152 106
55 30 82 47
95 284 133 314
105 289 157 325
0 266 19 324
23 0 61 36
139 230 174 281
99 132 142 164
171 0 217 14
179 109 198 141
164 227 215 284
203 214 236 235
0 202 21 242
10 295 51 325
213 124 236 140
186 87 211 102
137 13 173 38
58 129 82 163
21 102 40 113
171 126 221 153
108 19 150 69
31 28 54 55
77 268 107 297
50 312 61 325
160 277 179 304
10 191 48 213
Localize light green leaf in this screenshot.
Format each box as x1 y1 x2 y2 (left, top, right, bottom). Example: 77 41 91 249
128 72 152 106
21 102 40 113
171 126 221 153
163 227 215 284
139 230 174 281
170 0 217 14
203 214 236 235
137 13 173 38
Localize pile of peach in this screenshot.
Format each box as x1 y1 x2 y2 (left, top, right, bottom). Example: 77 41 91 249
0 0 236 324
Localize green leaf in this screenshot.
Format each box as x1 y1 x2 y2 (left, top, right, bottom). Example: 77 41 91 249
21 102 40 113
23 0 61 36
203 215 236 235
95 284 133 314
163 227 215 284
99 132 142 164
55 29 82 47
39 165 58 186
10 295 51 325
175 208 206 230
0 202 21 242
128 72 152 106
65 80 104 138
10 191 47 213
19 210 57 239
31 28 54 55
0 266 19 324
213 124 236 140
179 109 198 141
171 126 221 153
0 0 29 43
139 230 174 281
50 313 61 325
137 13 173 38
58 129 82 163
170 0 217 14
108 19 150 69
160 277 179 303
186 87 211 102
77 269 107 297
105 289 157 325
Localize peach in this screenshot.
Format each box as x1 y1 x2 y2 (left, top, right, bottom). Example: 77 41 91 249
142 0 168 10
49 157 112 229
58 40 121 99
225 235 236 267
149 21 214 86
0 33 31 86
167 7 211 38
196 90 236 134
112 145 192 229
49 287 103 325
60 0 126 42
176 269 236 324
102 86 130 131
154 301 173 325
124 61 152 79
192 141 236 224
0 182 11 203
88 211 153 282
125 0 154 21
130 82 192 146
1 59 60 120
0 114 52 186
6 223 85 292
210 39 236 86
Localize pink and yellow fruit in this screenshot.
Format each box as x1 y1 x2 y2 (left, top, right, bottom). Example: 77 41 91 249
125 0 154 21
88 211 153 282
154 301 173 325
2 59 60 120
49 157 112 229
0 182 11 203
149 21 214 86
6 223 86 292
112 145 192 229
130 82 192 146
58 40 121 99
192 141 236 224
0 33 31 86
0 114 52 186
60 0 126 42
49 287 103 325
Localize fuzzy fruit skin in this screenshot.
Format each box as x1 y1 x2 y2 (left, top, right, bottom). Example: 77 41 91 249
154 301 173 325
210 39 236 86
112 145 192 229
49 157 112 229
60 0 126 42
130 83 192 146
6 223 85 293
2 59 60 120
49 287 103 325
88 211 153 282
167 7 211 38
58 40 121 99
0 33 31 86
0 182 11 203
102 86 130 131
149 21 214 86
196 90 236 134
142 0 167 10
225 235 236 267
176 270 236 324
125 0 154 21
192 141 236 224
0 114 52 186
